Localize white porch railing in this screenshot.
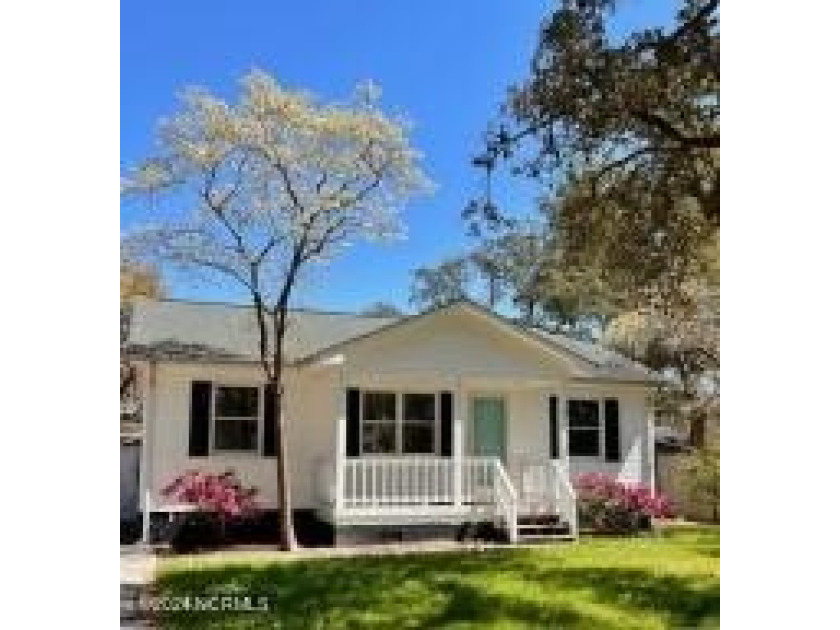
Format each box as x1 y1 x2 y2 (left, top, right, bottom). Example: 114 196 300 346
507 455 578 539
313 455 574 543
336 456 500 508
343 456 453 507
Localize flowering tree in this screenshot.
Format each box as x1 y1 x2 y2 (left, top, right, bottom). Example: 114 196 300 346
122 70 431 549
574 473 673 534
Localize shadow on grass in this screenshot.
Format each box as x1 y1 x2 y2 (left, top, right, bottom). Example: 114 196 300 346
532 565 719 629
157 553 541 630
156 530 719 629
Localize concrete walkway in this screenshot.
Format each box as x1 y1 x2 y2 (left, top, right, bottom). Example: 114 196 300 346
152 538 503 566
120 546 156 629
121 545 157 583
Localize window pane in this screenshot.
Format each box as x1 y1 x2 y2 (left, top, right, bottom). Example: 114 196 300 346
403 393 436 424
569 428 600 456
403 424 434 454
568 399 599 428
214 419 258 451
362 423 396 453
216 386 259 418
363 392 396 422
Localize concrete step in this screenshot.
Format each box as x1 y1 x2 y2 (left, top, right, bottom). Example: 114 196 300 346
518 524 571 534
517 514 563 527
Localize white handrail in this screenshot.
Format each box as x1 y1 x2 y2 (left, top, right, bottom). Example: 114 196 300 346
550 460 578 539
493 459 518 543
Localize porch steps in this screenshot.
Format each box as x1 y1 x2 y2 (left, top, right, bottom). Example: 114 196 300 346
516 513 574 543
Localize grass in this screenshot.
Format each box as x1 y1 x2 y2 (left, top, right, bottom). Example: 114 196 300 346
155 525 719 629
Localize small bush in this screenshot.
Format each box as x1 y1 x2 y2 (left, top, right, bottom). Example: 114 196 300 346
574 473 673 534
161 470 259 551
679 445 720 523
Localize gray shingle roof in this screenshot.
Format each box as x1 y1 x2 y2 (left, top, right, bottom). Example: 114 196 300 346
125 298 655 383
126 298 399 362
528 328 653 382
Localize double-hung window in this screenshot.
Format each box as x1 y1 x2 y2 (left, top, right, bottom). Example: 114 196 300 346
402 393 436 454
567 399 601 457
360 390 438 455
213 385 260 453
361 391 397 454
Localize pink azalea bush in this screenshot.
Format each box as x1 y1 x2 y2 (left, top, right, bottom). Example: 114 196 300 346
574 472 673 534
162 470 259 519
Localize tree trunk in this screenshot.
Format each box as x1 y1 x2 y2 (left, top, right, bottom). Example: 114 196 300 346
688 412 706 449
273 380 297 550
524 298 535 324
488 274 499 310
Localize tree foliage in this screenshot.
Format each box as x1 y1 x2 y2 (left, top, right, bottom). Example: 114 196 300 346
409 257 472 312
473 222 548 322
677 444 719 523
476 0 719 291
120 263 165 413
360 301 403 317
122 70 430 548
121 263 164 304
410 218 605 338
408 223 550 322
468 0 719 444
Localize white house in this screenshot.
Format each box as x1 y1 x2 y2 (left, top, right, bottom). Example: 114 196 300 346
125 298 657 545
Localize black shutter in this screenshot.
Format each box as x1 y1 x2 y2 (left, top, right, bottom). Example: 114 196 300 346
188 381 212 457
263 384 277 456
604 398 621 462
346 388 360 457
440 391 453 456
549 395 559 459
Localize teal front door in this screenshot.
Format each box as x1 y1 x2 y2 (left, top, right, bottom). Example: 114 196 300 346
472 396 507 462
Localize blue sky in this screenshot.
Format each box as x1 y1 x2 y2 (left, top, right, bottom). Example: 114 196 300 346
122 0 675 312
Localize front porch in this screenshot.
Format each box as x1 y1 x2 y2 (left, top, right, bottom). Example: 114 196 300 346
314 455 578 544
306 369 581 543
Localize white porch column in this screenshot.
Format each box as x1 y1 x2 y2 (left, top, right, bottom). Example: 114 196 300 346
558 389 570 469
334 368 346 514
139 361 156 546
453 378 464 507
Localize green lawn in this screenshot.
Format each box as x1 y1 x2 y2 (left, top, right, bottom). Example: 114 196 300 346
155 525 719 630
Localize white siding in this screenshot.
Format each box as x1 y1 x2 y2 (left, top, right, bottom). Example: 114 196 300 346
505 388 552 461
145 309 655 513
339 310 653 486
147 362 337 511
342 309 586 380
459 386 650 486
563 385 651 484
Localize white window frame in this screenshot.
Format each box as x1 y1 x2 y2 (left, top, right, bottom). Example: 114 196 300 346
210 383 263 455
567 397 604 458
358 389 440 456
